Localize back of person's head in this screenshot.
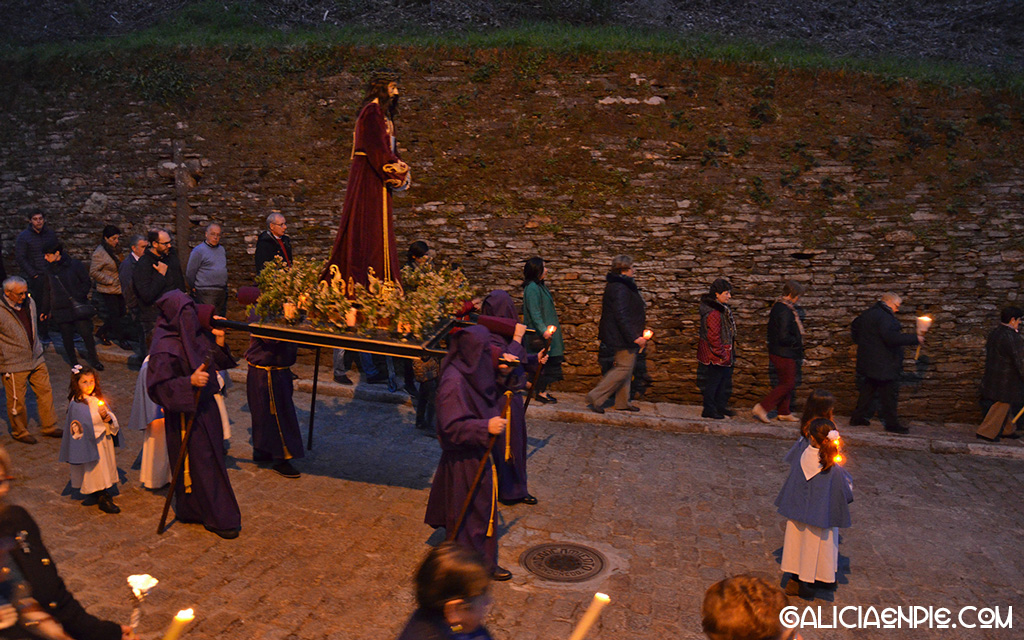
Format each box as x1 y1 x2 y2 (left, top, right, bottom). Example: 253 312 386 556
807 418 839 472
1000 306 1024 324
415 542 490 613
800 390 835 439
702 574 790 640
523 256 545 284
710 278 732 295
880 292 902 306
408 240 430 262
611 255 633 274
43 241 62 256
781 280 805 298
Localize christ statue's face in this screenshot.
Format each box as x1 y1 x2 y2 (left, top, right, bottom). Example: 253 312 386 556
387 82 399 98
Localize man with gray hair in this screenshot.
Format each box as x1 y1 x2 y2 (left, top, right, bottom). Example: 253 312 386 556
254 212 292 277
186 222 229 316
849 292 923 434
0 276 61 444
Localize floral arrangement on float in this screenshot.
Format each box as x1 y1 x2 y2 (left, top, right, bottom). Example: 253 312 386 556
249 255 470 340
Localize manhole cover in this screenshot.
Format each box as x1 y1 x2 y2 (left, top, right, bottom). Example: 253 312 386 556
520 543 606 582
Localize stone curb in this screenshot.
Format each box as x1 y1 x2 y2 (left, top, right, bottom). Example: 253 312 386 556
94 344 1024 462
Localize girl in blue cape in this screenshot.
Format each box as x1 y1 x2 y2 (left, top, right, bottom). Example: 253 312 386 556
58 365 121 514
775 417 852 597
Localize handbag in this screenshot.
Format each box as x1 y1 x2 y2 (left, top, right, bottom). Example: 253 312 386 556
54 274 96 321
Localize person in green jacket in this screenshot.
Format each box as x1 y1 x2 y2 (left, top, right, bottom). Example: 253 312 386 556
521 257 563 403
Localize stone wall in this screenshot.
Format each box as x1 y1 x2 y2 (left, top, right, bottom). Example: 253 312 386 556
1 47 1022 423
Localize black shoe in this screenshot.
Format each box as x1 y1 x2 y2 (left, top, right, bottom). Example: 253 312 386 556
976 433 998 442
587 403 604 415
701 409 724 420
536 393 557 404
333 374 353 385
618 405 640 412
884 424 910 434
88 360 105 372
719 408 736 417
491 566 512 581
117 340 133 351
500 494 538 506
96 492 121 514
252 450 272 463
271 460 301 478
849 418 870 426
204 524 240 539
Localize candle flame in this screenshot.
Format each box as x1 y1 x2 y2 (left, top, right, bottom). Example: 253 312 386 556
547 325 557 333
834 454 844 464
643 329 653 339
175 609 195 622
918 316 931 321
98 400 105 406
595 592 611 603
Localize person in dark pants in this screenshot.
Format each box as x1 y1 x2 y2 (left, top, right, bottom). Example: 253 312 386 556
41 243 103 371
89 225 131 350
849 293 923 434
753 280 806 424
133 229 186 352
14 210 58 343
119 235 149 369
186 223 228 317
697 278 736 419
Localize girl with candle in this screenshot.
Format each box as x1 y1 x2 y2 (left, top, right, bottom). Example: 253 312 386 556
396 542 494 640
424 326 510 581
775 418 853 599
521 257 563 404
58 364 121 514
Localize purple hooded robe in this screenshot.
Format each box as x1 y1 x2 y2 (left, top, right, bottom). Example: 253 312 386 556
480 290 535 501
245 336 303 462
424 325 502 568
146 291 240 531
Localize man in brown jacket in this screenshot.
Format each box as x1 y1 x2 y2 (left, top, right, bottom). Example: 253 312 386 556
0 276 61 444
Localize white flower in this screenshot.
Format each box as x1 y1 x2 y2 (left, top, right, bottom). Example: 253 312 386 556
827 429 841 441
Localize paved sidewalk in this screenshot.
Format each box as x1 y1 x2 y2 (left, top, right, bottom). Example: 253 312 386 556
1 345 1018 640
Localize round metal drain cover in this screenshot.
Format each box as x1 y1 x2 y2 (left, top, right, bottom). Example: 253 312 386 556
520 543 606 582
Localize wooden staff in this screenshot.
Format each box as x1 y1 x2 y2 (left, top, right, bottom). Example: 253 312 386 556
447 392 513 543
523 327 555 414
157 353 213 535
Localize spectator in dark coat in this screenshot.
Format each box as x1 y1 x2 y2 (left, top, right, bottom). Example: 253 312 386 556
41 242 103 371
976 306 1024 442
0 446 136 640
849 293 922 434
753 280 806 424
697 278 736 420
14 210 57 340
586 255 647 414
254 212 292 277
120 234 149 368
133 229 186 350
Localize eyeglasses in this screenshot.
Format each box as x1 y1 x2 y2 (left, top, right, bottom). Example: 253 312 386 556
153 240 171 246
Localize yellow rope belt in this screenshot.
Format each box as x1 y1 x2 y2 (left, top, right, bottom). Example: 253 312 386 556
246 362 293 459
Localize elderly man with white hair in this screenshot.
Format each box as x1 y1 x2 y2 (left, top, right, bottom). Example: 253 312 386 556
254 212 292 277
0 276 62 444
849 292 923 434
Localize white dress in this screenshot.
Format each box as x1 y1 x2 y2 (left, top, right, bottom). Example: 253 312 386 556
779 446 840 583
131 358 171 489
69 396 119 495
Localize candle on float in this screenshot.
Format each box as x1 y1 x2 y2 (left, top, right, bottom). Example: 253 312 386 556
162 608 195 640
568 593 611 640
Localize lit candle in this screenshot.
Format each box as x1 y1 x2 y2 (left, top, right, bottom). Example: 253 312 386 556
162 608 195 640
568 593 611 640
643 329 653 340
915 315 932 360
833 454 844 465
127 574 158 630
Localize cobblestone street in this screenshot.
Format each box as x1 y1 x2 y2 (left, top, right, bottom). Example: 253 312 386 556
2 351 1021 639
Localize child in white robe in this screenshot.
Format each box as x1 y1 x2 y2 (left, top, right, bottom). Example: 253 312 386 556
129 357 170 490
58 365 121 514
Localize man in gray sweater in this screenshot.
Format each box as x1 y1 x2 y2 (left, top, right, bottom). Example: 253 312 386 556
186 223 228 316
0 276 61 444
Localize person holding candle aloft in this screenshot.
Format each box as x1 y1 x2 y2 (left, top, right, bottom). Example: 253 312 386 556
522 257 563 404
0 445 139 640
849 293 922 434
58 364 122 514
753 281 805 424
425 325 511 581
396 542 494 640
697 278 736 420
147 290 241 539
976 306 1024 442
775 418 853 599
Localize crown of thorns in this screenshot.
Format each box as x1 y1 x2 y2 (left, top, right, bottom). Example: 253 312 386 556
368 69 400 84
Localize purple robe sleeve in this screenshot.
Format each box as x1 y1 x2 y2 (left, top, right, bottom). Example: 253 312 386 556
146 352 199 414
435 376 492 450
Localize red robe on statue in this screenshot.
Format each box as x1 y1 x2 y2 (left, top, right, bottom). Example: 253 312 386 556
322 101 409 293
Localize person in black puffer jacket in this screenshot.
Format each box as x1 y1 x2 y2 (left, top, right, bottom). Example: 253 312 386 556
753 280 806 424
586 255 647 414
41 243 102 371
